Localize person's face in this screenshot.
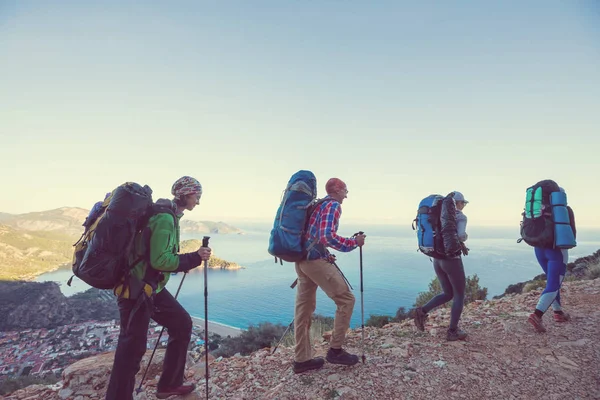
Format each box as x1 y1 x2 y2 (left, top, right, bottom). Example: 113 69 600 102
332 186 348 204
456 200 467 211
185 192 202 211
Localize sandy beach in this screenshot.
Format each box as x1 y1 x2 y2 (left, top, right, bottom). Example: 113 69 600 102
190 316 242 338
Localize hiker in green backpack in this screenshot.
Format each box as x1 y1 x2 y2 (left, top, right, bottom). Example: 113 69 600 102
106 176 211 400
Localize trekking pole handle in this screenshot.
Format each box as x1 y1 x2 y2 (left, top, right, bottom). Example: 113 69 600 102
202 236 210 247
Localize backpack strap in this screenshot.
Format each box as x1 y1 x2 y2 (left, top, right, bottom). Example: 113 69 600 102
303 198 336 259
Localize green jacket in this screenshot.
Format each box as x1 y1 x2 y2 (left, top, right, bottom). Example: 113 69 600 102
128 202 201 294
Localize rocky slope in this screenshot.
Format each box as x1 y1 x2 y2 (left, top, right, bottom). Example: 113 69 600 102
6 278 599 400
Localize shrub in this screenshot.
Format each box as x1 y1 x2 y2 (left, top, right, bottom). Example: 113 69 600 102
523 279 546 293
586 261 600 280
212 322 286 358
366 315 391 328
414 274 488 308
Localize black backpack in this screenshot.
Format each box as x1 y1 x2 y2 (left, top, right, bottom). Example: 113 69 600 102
69 182 168 289
518 179 577 249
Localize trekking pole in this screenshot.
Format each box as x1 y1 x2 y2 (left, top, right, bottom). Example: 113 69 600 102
272 319 294 354
202 236 211 400
353 231 366 364
136 272 188 394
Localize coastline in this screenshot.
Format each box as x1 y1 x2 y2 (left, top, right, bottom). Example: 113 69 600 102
190 316 243 338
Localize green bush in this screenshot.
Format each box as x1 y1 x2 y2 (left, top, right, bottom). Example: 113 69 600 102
212 322 286 358
393 306 410 322
366 315 391 328
523 279 546 293
279 313 335 350
414 274 487 308
587 261 600 280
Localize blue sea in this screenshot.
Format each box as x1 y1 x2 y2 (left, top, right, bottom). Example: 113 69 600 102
37 223 600 330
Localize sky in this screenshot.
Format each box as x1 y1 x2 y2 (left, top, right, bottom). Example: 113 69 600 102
1 1 599 227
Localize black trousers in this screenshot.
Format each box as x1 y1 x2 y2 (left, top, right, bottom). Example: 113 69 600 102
105 289 193 400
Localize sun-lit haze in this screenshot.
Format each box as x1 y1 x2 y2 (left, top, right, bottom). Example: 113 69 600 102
1 1 599 227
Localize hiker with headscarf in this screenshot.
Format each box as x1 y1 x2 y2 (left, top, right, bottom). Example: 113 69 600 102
413 191 470 341
292 177 366 374
106 176 211 400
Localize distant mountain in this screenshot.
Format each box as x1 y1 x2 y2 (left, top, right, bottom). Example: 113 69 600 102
1 207 88 237
0 207 243 237
180 220 243 234
0 212 14 222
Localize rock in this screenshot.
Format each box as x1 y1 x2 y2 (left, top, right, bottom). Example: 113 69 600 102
327 374 341 382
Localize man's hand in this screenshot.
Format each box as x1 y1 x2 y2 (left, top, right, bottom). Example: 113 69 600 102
198 246 212 261
460 242 469 256
355 234 366 247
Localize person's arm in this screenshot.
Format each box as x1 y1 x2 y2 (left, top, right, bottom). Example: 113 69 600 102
317 202 357 252
457 213 468 242
148 214 202 272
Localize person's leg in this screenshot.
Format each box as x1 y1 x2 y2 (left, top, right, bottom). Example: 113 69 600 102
151 289 193 393
440 258 466 331
106 297 151 400
551 250 568 318
422 259 454 313
294 261 319 365
535 249 566 314
300 259 357 366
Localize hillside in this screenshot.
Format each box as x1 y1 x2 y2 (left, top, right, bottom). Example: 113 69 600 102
7 278 599 399
1 207 88 237
0 207 243 237
0 207 243 280
0 281 117 331
0 224 74 281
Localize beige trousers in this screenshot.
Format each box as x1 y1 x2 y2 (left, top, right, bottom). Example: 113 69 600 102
294 258 355 363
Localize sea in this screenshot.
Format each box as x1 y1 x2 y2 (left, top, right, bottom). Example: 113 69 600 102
36 222 600 330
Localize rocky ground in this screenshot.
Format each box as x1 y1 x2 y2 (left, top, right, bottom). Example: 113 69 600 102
4 279 599 400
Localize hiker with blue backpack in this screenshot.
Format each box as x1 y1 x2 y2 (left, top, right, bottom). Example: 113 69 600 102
294 177 365 372
105 176 211 400
517 180 577 333
268 173 366 373
412 191 470 341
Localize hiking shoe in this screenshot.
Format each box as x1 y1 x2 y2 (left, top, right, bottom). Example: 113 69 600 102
413 307 427 332
446 328 468 341
326 348 359 366
528 313 546 333
553 312 570 323
156 383 196 399
293 357 325 374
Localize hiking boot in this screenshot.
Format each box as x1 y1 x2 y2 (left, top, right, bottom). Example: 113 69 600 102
446 328 468 341
413 307 427 332
293 357 325 374
528 313 546 333
553 312 570 323
326 348 359 366
156 383 196 399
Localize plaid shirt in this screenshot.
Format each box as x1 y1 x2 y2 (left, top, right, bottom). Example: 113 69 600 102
305 197 357 260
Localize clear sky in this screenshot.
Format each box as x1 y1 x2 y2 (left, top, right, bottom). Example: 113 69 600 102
1 1 599 227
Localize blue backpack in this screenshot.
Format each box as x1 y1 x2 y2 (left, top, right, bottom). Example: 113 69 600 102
268 170 318 263
413 193 461 259
413 194 445 259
